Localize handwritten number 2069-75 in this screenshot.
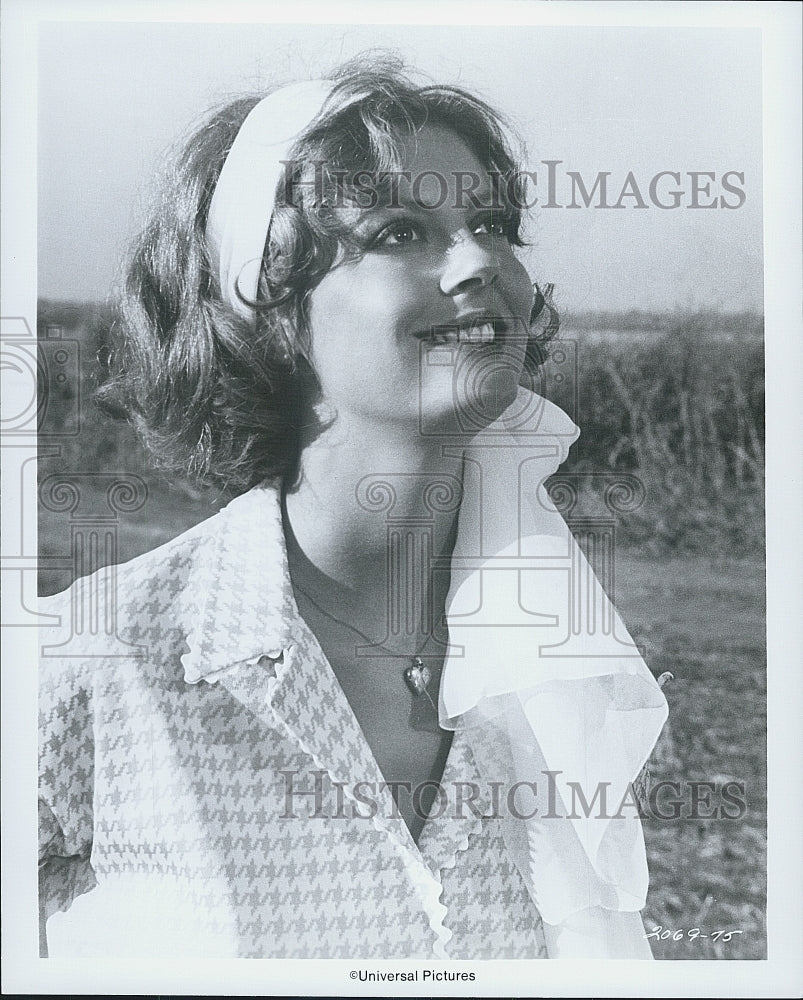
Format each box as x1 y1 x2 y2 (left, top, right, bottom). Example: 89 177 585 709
644 926 744 943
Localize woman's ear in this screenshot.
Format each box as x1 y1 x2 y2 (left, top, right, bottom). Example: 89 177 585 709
524 282 559 373
530 284 546 324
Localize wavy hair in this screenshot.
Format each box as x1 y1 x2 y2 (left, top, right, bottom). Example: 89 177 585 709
99 53 558 492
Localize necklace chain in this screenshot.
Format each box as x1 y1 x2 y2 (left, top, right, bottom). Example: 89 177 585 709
293 584 432 658
293 584 439 708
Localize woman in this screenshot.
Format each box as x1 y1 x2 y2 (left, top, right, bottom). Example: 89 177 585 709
39 55 668 959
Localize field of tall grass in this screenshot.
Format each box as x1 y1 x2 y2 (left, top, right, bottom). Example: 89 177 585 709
36 300 766 958
544 315 764 556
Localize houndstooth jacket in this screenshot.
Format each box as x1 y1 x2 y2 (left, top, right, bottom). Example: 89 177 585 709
38 482 548 959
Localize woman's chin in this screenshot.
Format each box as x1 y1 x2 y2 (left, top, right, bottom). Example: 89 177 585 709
417 382 519 438
456 371 521 427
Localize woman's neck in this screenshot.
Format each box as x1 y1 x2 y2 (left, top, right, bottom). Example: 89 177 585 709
283 410 463 636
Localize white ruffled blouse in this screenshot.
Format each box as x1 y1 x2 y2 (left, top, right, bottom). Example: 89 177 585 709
38 390 667 959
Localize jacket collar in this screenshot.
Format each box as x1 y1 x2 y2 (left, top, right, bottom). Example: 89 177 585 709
178 478 486 884
179 480 426 857
181 482 292 683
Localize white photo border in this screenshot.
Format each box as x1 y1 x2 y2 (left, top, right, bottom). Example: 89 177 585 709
2 1 801 996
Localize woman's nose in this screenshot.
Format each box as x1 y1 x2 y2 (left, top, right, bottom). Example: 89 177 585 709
438 233 499 297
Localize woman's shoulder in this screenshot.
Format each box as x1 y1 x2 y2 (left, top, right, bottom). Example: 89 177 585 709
38 482 285 676
40 506 216 617
37 513 215 694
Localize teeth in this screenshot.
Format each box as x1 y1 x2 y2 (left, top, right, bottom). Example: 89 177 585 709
430 322 496 345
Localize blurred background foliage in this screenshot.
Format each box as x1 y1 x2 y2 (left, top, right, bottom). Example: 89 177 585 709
37 300 766 959
543 314 764 555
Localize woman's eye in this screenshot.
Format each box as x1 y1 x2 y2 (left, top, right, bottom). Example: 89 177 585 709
371 222 424 247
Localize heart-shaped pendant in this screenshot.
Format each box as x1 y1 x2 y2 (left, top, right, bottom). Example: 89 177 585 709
403 656 432 696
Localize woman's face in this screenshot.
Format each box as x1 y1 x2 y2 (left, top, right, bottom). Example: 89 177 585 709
304 124 535 435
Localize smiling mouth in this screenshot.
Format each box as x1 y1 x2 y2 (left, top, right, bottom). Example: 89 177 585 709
419 318 509 345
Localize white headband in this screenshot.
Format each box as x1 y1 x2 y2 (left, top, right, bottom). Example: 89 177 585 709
206 79 358 322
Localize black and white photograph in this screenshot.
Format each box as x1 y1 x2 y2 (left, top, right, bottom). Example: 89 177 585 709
2 1 801 996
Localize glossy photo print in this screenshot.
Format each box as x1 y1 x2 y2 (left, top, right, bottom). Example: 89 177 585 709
2 4 801 998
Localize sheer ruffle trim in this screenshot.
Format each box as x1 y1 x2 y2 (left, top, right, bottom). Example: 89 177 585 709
438 389 669 930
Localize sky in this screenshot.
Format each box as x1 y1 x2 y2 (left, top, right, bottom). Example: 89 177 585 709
37 21 764 314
